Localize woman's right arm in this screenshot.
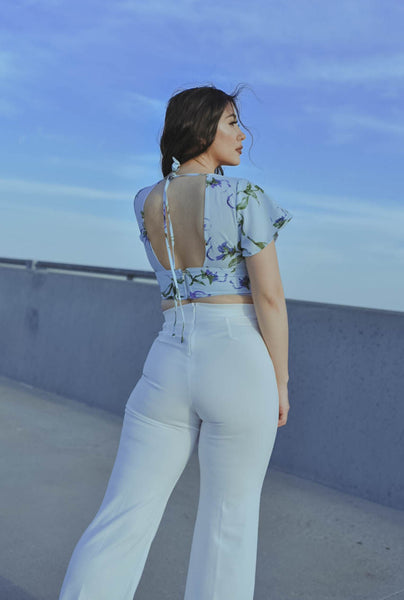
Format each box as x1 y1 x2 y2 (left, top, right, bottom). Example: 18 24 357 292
246 239 290 427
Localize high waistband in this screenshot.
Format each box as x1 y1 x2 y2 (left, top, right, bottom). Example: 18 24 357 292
162 301 257 324
160 302 258 356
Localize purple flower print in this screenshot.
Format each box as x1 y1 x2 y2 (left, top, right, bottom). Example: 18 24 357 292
239 275 250 289
206 236 216 261
206 177 222 188
189 290 212 298
227 275 250 291
216 241 235 260
226 193 236 209
205 269 219 281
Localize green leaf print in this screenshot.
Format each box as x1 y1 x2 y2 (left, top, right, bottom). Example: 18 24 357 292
184 270 207 286
227 254 245 270
244 238 268 251
236 183 265 233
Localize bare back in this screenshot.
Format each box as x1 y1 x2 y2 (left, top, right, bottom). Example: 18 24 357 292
142 174 253 312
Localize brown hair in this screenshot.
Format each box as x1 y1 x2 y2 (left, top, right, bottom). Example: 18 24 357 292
159 84 252 177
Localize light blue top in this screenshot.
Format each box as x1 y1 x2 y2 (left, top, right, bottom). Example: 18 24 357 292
134 171 293 342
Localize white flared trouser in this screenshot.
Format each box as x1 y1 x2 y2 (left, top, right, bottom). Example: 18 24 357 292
58 302 279 600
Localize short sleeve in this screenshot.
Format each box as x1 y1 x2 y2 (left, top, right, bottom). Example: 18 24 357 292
236 179 293 257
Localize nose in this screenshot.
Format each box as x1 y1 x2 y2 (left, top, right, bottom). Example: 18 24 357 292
239 129 246 140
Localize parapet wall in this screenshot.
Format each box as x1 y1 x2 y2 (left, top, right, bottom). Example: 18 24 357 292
0 263 403 510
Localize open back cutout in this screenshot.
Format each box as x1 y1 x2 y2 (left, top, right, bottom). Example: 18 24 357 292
143 174 207 271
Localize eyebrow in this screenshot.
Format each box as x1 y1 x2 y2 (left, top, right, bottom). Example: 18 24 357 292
226 113 237 119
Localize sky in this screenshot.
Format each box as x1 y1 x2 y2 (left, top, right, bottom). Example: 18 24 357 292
1 0 403 312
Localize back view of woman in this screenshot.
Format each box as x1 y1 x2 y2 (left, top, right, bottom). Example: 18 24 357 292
58 84 293 600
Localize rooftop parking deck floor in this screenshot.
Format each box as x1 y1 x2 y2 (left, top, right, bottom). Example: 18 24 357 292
1 374 403 600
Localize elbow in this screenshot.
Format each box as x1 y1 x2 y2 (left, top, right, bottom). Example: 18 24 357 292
253 291 285 309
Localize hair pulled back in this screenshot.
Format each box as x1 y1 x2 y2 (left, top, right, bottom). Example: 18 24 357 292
160 84 252 177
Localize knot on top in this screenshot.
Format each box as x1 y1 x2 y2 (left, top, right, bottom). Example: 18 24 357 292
171 156 180 173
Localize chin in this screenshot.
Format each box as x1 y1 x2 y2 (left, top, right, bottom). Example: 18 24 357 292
225 158 241 167
218 156 241 169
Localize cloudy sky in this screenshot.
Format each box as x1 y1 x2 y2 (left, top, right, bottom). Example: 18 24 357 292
1 0 403 312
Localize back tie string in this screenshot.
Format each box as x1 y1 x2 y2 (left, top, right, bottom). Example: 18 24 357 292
163 158 186 342
163 156 207 342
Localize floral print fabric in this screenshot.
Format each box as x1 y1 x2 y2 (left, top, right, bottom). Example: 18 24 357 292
134 174 293 300
236 179 293 255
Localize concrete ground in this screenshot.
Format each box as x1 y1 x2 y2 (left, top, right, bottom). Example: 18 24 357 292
1 373 403 600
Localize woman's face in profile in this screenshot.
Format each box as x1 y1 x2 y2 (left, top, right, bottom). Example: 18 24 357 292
209 103 246 168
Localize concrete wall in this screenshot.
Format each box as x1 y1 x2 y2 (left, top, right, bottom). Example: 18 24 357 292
1 264 403 510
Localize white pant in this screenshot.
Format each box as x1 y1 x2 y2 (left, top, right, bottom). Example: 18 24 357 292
58 302 279 600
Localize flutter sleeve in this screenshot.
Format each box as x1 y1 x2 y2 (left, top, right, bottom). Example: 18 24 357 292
236 179 293 257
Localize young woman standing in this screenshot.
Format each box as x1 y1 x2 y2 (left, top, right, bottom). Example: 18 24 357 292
59 84 293 600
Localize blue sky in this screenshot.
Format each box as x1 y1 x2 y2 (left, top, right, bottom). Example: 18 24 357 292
1 0 403 312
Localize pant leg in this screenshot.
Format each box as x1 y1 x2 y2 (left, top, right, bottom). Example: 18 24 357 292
58 337 200 600
184 319 279 600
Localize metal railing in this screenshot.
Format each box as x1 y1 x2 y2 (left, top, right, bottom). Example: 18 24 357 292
0 256 155 281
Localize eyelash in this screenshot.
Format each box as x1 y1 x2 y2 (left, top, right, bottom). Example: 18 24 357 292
230 121 239 126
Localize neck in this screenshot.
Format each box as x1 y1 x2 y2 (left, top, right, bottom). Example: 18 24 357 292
176 169 212 175
176 157 219 175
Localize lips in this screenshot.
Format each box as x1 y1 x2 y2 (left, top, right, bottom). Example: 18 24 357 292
236 147 243 153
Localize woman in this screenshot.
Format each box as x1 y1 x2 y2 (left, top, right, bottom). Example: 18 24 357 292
58 84 293 600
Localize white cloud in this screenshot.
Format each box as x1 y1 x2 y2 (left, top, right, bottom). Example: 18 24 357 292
299 54 404 83
301 104 404 143
249 53 404 88
38 152 163 181
115 0 200 20
115 0 403 49
21 0 63 6
117 91 166 118
330 112 404 139
0 201 146 269
256 180 404 263
269 183 402 219
0 177 130 201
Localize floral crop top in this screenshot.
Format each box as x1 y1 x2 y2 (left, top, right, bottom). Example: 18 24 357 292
134 171 293 342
